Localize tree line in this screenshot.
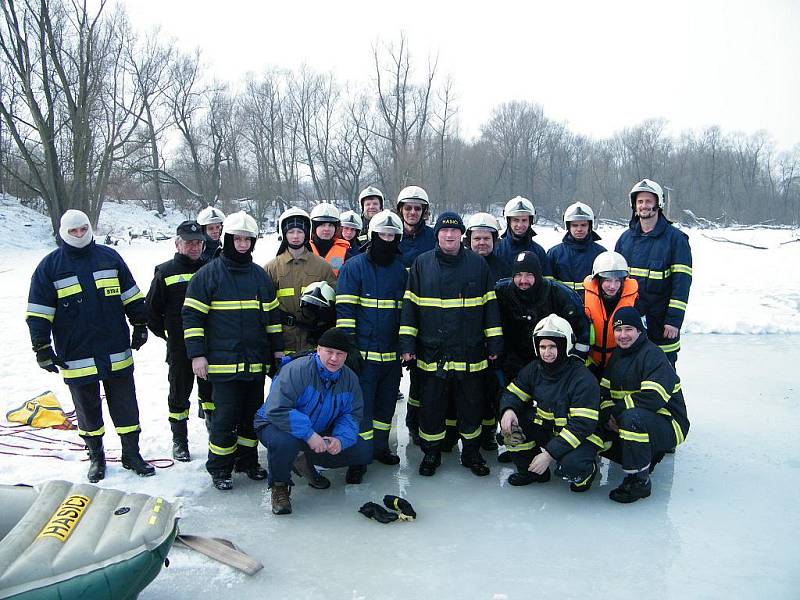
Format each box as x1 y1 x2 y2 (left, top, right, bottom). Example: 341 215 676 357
1 0 798 237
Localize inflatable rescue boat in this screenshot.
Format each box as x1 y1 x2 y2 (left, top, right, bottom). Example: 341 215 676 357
0 480 179 599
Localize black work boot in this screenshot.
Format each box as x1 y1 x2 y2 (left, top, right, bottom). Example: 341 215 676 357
120 431 155 477
292 452 330 489
418 450 441 476
481 426 498 451
609 472 652 503
170 420 191 462
346 465 367 484
570 463 597 493
235 462 268 480
212 473 233 491
83 436 106 483
271 483 292 515
460 446 490 477
374 448 401 465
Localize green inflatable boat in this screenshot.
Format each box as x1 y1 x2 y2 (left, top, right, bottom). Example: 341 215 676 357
0 480 180 599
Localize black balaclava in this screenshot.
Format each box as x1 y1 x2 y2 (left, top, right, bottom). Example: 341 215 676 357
222 233 255 264
367 232 400 266
511 251 546 300
534 335 569 375
277 216 311 255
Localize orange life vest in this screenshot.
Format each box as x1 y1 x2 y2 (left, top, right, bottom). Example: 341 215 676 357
583 276 639 369
311 238 350 276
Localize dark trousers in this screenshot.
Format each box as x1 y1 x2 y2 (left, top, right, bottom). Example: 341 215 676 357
601 408 677 472
405 367 422 433
206 377 265 476
257 423 372 486
359 360 402 454
508 406 597 482
69 373 140 437
418 372 483 452
167 351 213 421
646 325 680 367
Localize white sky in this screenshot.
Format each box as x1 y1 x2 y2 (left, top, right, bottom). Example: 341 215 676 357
121 0 800 151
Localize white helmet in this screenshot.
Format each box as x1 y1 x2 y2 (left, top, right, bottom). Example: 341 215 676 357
300 281 336 309
563 202 595 228
629 179 665 209
358 186 384 206
466 212 501 234
592 251 629 279
504 196 536 222
533 314 575 357
197 206 226 226
396 185 429 208
340 210 363 231
310 202 340 224
222 211 258 238
368 209 403 239
277 207 311 240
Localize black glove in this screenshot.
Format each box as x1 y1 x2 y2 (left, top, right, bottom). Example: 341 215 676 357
383 495 416 520
131 324 148 350
358 502 398 524
34 344 64 373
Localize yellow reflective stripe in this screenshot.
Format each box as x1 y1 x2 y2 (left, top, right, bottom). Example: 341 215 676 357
403 291 491 308
266 324 283 334
417 359 487 372
559 428 580 448
184 297 210 313
623 394 635 409
506 441 536 452
26 307 56 322
276 288 295 297
336 294 359 304
668 299 688 311
122 291 144 306
609 389 638 399
115 424 141 435
482 418 496 426
673 382 682 393
619 428 649 443
671 264 693 276
536 407 555 420
554 417 568 426
201 402 216 411
600 377 611 389
587 433 605 448
484 326 503 337
407 396 420 407
237 436 258 448
110 356 134 371
356 297 400 309
209 441 237 456
56 284 83 298
164 273 194 286
568 407 599 420
600 400 615 410
77 425 105 437
659 340 681 353
445 419 457 427
360 350 398 362
641 380 670 402
657 407 672 417
508 382 531 402
359 430 374 440
94 277 120 289
262 298 280 311
672 419 686 445
373 420 391 431
399 326 418 336
210 300 260 310
62 365 99 379
184 327 205 339
207 363 264 374
460 426 482 440
629 267 670 280
169 410 190 420
336 318 357 329
419 428 446 442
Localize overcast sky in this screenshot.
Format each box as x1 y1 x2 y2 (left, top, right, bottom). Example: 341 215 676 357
121 0 800 151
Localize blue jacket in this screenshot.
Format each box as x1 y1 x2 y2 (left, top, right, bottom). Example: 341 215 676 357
615 215 692 352
495 231 548 274
253 353 363 449
546 232 606 292
182 256 284 382
26 241 146 385
336 252 408 362
398 223 435 268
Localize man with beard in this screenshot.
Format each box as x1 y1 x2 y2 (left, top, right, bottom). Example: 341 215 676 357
494 196 547 269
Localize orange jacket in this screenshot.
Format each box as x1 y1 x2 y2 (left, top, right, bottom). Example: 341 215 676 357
583 275 638 369
311 238 350 276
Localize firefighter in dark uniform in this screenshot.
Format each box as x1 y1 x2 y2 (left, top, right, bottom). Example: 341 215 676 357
615 179 692 367
396 185 436 445
400 212 503 477
600 307 690 503
182 211 285 490
197 205 225 263
546 202 606 295
336 210 408 483
356 185 384 246
499 314 602 491
26 210 154 482
145 220 213 462
494 196 548 270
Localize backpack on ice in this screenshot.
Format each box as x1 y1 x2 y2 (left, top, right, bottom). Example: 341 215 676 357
6 391 73 429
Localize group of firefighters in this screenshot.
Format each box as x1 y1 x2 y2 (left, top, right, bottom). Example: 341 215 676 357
25 177 692 514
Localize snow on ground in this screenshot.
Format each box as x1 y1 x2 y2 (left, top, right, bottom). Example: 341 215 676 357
0 198 799 598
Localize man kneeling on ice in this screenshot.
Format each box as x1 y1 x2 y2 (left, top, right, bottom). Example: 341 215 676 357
254 328 371 515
